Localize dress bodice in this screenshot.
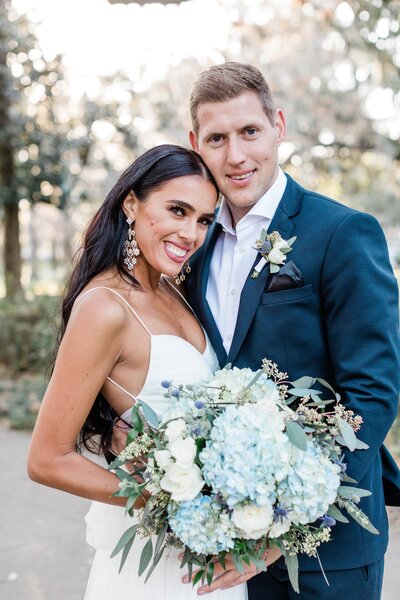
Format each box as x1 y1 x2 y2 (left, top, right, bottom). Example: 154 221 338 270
79 285 219 422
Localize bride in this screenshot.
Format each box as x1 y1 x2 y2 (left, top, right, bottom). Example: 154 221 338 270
27 144 248 599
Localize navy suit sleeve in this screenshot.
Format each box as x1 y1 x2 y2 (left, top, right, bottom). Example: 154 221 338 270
321 211 400 484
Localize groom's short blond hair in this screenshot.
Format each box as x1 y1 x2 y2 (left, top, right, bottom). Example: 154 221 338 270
190 62 276 134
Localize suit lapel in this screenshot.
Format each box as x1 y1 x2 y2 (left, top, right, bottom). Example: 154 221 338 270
226 175 304 366
195 221 227 366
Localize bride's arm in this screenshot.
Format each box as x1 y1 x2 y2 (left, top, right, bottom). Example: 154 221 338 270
27 292 145 507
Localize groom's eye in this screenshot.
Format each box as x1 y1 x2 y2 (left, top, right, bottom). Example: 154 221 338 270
208 134 223 144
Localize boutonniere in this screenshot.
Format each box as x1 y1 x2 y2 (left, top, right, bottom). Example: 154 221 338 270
251 230 296 279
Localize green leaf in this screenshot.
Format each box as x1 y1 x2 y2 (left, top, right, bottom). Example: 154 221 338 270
260 228 267 242
290 376 316 388
218 555 226 570
126 428 139 445
343 501 379 535
110 524 138 558
126 492 140 513
206 561 215 586
154 522 168 557
286 236 297 246
327 504 349 524
187 560 193 583
192 569 205 586
315 377 336 395
285 553 299 593
232 553 245 574
118 534 135 573
131 405 144 433
338 486 372 499
270 263 280 273
286 419 308 451
139 400 160 429
249 554 267 572
289 388 322 397
243 369 263 391
138 538 153 576
340 473 358 484
355 438 369 450
144 546 165 583
337 417 357 451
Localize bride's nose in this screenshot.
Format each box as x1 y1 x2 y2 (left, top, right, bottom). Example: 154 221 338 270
178 219 197 244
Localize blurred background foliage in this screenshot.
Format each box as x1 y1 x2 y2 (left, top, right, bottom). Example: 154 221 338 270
0 0 399 449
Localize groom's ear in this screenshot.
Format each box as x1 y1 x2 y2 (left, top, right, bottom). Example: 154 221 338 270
189 130 199 152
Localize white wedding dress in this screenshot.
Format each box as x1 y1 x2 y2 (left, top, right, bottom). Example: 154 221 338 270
83 287 248 600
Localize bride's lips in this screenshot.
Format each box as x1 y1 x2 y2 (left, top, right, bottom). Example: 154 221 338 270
164 241 191 263
227 169 255 187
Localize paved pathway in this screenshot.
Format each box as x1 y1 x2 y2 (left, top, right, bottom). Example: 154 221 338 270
0 427 399 599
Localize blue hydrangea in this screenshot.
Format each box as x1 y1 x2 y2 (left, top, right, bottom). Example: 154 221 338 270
168 494 235 555
200 404 290 508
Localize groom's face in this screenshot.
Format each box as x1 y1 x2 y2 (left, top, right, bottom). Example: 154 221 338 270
190 91 285 225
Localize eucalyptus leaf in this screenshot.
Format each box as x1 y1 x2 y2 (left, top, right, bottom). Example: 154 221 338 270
144 546 165 583
316 377 336 395
249 555 267 572
243 369 263 391
343 501 379 535
107 456 124 471
285 395 298 405
355 438 369 450
270 263 280 273
131 405 144 433
286 419 308 451
110 524 138 558
154 522 168 556
340 473 357 484
138 538 153 576
260 229 267 242
126 428 139 445
232 553 245 574
118 534 135 573
290 376 316 388
126 493 139 513
338 486 372 499
285 553 299 594
287 236 297 246
139 400 160 429
289 388 322 397
337 417 357 452
327 504 349 524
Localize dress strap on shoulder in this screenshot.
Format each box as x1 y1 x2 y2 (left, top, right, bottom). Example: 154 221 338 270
163 277 194 314
106 376 137 402
79 286 152 336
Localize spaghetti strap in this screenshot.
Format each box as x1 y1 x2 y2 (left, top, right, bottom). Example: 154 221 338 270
106 376 137 402
79 286 152 336
163 277 195 314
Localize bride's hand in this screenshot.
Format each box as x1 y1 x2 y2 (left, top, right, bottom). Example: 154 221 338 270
181 545 282 595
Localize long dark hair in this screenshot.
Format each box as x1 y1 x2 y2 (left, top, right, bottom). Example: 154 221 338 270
57 144 217 459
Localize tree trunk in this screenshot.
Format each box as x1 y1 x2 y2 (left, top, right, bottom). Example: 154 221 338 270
4 202 22 299
0 0 22 299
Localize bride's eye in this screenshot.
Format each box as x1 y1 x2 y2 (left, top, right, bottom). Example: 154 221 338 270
170 205 185 217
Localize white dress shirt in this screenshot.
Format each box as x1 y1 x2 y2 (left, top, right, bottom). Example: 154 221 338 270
206 169 287 353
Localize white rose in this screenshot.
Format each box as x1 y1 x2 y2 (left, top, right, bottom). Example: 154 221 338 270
268 518 291 538
154 450 173 471
274 239 290 251
160 463 204 501
169 436 197 468
232 503 274 539
165 418 187 443
268 247 286 265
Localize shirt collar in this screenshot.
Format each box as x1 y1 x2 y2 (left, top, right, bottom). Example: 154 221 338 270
217 168 287 235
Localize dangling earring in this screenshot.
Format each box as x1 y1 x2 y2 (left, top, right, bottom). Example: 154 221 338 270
174 261 191 285
122 217 140 271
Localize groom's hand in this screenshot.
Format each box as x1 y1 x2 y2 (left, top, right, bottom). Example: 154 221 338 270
181 545 282 595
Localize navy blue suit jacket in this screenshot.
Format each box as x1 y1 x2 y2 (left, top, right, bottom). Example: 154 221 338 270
186 174 400 570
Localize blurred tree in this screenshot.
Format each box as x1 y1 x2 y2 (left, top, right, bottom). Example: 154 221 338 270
0 0 71 299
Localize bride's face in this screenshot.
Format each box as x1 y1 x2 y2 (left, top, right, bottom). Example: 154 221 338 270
126 175 217 277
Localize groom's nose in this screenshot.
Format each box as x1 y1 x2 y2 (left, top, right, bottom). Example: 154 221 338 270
226 137 246 166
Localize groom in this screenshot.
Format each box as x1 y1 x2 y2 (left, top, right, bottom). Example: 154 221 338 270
185 62 400 599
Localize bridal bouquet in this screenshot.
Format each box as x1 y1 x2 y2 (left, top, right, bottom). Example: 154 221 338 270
108 360 377 593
